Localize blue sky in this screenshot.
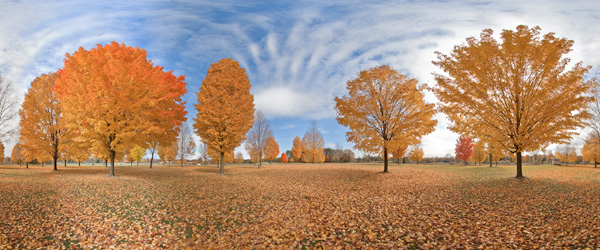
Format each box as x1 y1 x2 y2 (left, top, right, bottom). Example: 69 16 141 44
1 0 600 159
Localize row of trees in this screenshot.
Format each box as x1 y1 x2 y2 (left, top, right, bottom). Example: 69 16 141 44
3 25 600 179
333 25 598 178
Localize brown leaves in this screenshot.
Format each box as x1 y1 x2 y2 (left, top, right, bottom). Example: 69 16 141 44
2 164 600 248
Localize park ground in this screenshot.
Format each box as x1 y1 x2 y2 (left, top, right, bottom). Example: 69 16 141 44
1 163 600 249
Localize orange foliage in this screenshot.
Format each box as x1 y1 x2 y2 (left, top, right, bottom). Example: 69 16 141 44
194 58 254 174
54 42 187 176
434 25 597 177
264 136 279 162
19 72 66 170
335 65 436 172
291 136 303 162
281 153 288 163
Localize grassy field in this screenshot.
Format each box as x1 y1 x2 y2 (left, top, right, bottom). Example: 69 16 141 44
1 163 600 249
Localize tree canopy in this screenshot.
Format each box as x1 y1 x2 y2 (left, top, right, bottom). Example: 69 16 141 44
434 25 597 177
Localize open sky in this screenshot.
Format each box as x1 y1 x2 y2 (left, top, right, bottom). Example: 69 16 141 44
1 0 600 159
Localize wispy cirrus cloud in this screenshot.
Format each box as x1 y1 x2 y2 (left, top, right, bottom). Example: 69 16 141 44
1 0 600 157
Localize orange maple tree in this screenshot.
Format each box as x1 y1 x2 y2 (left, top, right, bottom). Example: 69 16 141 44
264 136 279 163
455 135 474 165
11 143 23 166
470 140 487 165
54 42 187 176
335 65 437 172
582 134 600 168
0 141 4 161
291 136 303 162
194 58 255 174
434 25 597 178
391 144 408 165
19 72 66 171
281 153 288 163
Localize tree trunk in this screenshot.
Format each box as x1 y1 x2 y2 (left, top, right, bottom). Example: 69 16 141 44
258 152 262 168
397 158 400 165
181 157 184 167
219 151 225 174
109 150 116 177
53 156 58 171
26 162 29 169
105 159 108 168
137 161 139 166
464 160 468 165
78 161 81 166
64 160 67 167
595 161 597 168
489 153 493 167
383 147 389 173
150 150 155 169
516 152 524 178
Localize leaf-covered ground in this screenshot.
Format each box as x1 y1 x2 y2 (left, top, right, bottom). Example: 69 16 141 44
1 163 600 249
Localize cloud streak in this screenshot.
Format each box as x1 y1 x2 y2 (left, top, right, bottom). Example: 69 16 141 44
1 0 600 157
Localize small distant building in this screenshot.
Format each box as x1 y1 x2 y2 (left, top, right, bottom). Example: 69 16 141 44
551 158 562 166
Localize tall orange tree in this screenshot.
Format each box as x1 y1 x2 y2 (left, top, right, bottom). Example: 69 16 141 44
194 58 255 174
582 134 600 168
291 136 303 162
11 143 23 166
19 72 66 171
335 65 437 172
434 25 597 178
54 42 187 177
471 140 487 165
264 136 279 163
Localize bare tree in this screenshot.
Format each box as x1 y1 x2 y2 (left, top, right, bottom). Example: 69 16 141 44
198 142 210 165
0 76 18 142
245 111 272 168
302 120 325 164
177 124 196 167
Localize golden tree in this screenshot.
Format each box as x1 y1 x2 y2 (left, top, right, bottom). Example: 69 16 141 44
391 144 408 165
291 136 303 162
19 73 67 171
264 136 279 163
302 121 325 164
335 65 436 172
11 143 24 166
408 146 424 164
487 142 506 166
582 134 600 167
54 42 187 176
434 25 597 178
470 141 487 165
158 143 178 166
209 148 234 165
245 111 272 168
194 58 255 174
130 145 146 166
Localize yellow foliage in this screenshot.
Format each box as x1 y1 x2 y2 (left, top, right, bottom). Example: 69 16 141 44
434 25 597 177
335 65 436 172
408 146 424 163
302 121 325 164
194 58 254 174
234 152 244 164
470 141 487 165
